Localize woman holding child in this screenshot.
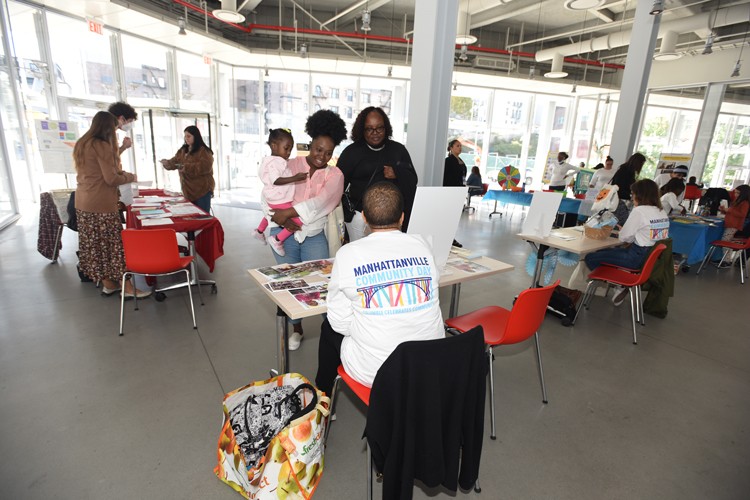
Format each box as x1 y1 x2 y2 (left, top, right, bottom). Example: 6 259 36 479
267 109 348 350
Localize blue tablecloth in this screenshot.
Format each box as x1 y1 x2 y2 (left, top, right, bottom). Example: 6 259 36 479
482 190 582 214
669 219 724 265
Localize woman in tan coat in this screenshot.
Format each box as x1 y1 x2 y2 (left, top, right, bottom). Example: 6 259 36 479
74 111 150 298
160 126 215 213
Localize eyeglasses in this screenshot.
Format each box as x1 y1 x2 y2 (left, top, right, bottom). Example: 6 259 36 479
364 125 385 134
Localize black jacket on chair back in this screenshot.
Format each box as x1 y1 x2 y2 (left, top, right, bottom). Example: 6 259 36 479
364 326 487 500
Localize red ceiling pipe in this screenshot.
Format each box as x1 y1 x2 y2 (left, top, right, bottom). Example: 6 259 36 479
173 0 623 70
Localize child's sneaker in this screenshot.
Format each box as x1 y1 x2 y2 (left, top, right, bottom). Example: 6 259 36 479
253 229 267 244
269 237 286 257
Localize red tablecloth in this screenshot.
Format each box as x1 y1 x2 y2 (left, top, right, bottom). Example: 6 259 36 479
126 191 224 272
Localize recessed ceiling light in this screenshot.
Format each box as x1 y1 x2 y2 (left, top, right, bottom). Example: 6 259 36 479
212 9 245 23
653 52 682 61
564 0 605 11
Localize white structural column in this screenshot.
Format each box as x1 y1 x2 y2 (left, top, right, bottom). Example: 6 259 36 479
405 0 459 186
691 83 726 180
609 2 661 163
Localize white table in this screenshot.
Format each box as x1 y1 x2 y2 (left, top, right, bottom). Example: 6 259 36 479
516 227 622 288
249 255 515 374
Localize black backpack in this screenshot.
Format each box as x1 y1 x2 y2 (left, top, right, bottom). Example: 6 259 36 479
546 286 582 327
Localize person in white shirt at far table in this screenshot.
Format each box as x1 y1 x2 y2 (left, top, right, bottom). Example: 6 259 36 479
660 178 687 216
588 156 617 190
549 152 580 191
584 179 670 307
314 181 445 395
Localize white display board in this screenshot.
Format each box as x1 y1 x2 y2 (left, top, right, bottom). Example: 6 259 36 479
35 119 79 174
407 186 467 270
655 153 692 175
520 191 562 238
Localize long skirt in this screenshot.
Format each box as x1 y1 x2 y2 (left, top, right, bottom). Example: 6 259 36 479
76 210 126 282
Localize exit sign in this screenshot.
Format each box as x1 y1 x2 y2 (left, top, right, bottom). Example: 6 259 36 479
203 54 213 65
87 18 103 35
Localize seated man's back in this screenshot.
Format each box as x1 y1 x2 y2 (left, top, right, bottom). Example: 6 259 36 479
328 230 444 386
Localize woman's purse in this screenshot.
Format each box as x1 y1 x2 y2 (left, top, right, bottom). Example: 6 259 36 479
341 169 379 223
325 204 346 256
341 184 356 223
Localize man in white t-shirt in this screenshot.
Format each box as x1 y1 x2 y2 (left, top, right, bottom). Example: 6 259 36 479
588 156 617 190
315 182 445 394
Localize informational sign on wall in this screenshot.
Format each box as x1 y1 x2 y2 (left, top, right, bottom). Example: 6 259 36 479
35 119 79 174
655 153 692 176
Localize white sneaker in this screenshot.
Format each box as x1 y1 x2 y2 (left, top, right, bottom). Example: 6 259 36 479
611 286 628 307
269 236 286 257
253 229 267 245
288 331 303 351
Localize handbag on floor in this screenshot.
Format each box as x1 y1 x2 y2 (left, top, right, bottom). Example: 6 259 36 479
214 373 330 500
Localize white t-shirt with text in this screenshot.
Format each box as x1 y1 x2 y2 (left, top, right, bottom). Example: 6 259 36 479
618 205 670 247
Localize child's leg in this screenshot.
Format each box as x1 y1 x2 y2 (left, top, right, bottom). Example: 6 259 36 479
275 217 304 242
256 218 268 233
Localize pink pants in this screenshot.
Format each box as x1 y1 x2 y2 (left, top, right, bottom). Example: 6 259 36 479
256 201 302 242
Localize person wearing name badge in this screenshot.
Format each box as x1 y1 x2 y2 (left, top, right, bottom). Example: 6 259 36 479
160 126 215 213
315 182 444 394
549 152 580 192
584 179 669 307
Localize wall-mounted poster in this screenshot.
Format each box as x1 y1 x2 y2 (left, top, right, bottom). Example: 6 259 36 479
35 120 79 174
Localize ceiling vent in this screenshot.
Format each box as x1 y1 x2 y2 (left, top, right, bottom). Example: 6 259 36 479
474 56 516 72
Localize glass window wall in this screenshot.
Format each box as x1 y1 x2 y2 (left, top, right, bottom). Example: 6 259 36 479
46 11 114 102
121 34 170 107
176 51 211 111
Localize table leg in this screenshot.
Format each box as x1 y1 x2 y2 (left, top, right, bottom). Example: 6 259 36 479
527 242 548 288
448 283 461 318
489 200 503 218
276 307 290 374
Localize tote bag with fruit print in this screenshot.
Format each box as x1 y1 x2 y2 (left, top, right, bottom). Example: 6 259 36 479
215 373 330 499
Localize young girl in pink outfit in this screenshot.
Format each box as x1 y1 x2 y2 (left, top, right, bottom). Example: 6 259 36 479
254 129 308 256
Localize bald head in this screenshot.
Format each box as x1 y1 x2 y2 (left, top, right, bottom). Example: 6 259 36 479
362 182 403 229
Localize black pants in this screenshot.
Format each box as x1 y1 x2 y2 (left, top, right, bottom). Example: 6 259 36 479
315 319 345 396
549 185 566 192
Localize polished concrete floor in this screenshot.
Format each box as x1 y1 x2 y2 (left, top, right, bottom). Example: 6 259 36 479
1 200 748 500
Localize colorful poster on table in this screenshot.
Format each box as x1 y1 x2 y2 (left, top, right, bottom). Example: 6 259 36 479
655 153 692 176
35 119 79 174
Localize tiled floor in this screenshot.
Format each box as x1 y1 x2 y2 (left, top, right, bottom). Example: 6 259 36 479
1 200 748 499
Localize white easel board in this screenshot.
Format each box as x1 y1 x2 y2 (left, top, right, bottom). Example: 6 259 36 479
35 119 79 174
519 191 562 238
407 186 468 270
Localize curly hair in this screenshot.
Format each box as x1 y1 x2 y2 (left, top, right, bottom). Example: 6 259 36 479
305 109 347 146
107 102 138 121
350 106 393 142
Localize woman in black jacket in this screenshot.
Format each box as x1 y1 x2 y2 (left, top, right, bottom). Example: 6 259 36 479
609 152 646 226
443 139 466 187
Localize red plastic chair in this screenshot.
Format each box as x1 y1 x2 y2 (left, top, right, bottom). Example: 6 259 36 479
573 244 667 345
684 184 702 212
444 281 559 440
324 329 486 497
119 229 199 336
696 237 750 284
